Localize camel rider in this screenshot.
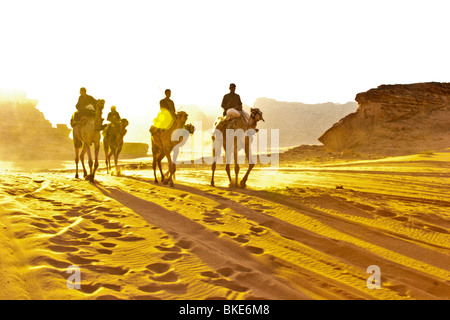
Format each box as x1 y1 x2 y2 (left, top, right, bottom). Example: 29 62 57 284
221 83 242 116
105 106 122 135
150 89 176 134
71 87 97 128
216 83 243 130
107 106 121 124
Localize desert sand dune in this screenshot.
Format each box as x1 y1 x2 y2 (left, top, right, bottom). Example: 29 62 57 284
0 150 449 300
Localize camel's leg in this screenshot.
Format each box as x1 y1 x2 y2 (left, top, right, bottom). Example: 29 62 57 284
86 146 93 181
75 147 80 179
234 138 239 188
114 150 119 174
223 139 233 187
240 137 254 188
116 146 123 175
92 142 100 182
158 159 164 182
164 149 175 187
104 141 110 173
157 154 165 183
225 164 233 187
211 146 216 187
80 147 88 179
152 153 159 183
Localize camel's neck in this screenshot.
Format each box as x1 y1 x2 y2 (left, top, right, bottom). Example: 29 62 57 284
95 108 103 120
247 115 258 129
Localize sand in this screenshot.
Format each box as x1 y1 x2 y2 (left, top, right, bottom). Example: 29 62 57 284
0 149 449 300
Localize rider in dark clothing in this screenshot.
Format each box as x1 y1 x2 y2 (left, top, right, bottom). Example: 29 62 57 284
71 87 97 127
221 83 242 116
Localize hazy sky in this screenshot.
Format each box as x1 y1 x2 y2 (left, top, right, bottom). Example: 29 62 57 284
1 0 449 142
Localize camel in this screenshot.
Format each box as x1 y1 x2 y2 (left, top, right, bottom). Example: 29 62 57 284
72 99 105 182
103 118 129 174
150 111 190 187
211 108 264 188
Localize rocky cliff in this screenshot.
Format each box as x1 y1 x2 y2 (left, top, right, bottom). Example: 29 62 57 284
318 82 450 156
0 91 74 160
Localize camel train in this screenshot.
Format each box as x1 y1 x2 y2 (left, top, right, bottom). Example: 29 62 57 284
72 100 264 188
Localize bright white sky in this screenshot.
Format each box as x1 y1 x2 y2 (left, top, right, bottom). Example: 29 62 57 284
1 0 449 142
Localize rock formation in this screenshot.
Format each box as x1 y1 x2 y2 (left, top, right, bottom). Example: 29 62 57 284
318 82 450 156
0 91 74 160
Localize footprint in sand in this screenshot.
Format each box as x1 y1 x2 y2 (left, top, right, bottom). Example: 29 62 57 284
161 252 184 261
208 278 249 293
84 264 129 276
138 282 187 294
222 231 237 237
249 225 267 235
217 267 234 277
66 209 84 217
200 271 221 279
233 235 249 244
50 237 91 246
99 231 123 238
80 283 102 294
92 218 109 225
150 270 179 283
67 254 100 265
155 245 182 253
222 232 249 244
423 224 449 234
52 215 69 222
101 283 122 292
100 242 117 248
392 216 409 222
96 248 113 255
175 239 194 249
47 245 79 253
146 262 171 274
376 209 397 217
244 245 264 255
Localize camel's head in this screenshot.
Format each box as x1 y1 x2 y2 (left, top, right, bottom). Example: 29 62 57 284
184 123 195 135
121 118 129 128
120 118 129 136
176 111 189 124
250 108 264 123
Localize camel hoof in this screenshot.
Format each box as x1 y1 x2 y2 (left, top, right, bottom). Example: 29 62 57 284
228 181 235 188
210 181 215 187
240 180 247 188
75 174 79 179
154 179 159 184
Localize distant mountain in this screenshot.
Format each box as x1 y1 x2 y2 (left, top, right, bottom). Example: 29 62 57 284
254 98 358 147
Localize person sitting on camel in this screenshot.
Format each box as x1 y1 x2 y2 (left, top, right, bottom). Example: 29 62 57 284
105 106 125 135
71 87 104 130
221 83 242 116
215 83 245 131
150 89 177 134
